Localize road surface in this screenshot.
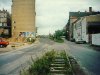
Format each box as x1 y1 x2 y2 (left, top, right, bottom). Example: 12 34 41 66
0 38 100 75
0 39 51 75
65 40 100 75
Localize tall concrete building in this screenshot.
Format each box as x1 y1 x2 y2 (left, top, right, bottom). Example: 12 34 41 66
12 0 36 38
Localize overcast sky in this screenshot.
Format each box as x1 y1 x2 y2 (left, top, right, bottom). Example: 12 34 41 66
0 0 100 35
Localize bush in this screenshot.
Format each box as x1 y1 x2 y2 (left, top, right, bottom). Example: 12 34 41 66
27 37 35 43
28 50 56 75
54 38 64 43
20 50 74 75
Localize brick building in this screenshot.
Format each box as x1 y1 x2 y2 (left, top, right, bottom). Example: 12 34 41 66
0 9 11 38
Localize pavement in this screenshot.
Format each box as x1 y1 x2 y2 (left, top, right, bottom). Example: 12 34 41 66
0 38 100 75
0 38 48 75
40 38 100 75
0 38 40 54
64 40 100 75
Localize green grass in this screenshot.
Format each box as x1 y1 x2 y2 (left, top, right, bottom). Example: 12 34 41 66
49 36 64 43
26 37 35 43
29 50 56 75
20 50 56 75
54 38 64 43
20 50 74 75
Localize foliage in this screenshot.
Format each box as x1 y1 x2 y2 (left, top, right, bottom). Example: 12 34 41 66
60 50 67 58
60 51 73 75
49 30 64 43
27 37 35 43
20 50 74 75
28 50 56 75
54 30 63 39
62 29 66 36
49 35 54 40
54 38 64 43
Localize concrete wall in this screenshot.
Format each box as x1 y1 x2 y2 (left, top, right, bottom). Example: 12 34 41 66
69 18 77 40
12 0 36 37
81 17 89 43
74 18 83 42
86 14 100 22
92 33 100 45
81 14 100 44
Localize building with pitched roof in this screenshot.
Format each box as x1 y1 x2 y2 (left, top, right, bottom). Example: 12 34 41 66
66 7 100 41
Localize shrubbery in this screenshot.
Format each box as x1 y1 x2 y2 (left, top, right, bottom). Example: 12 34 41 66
20 49 85 75
49 30 64 43
29 50 55 75
26 37 35 43
20 50 56 75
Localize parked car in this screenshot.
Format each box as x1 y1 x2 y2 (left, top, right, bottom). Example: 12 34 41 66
0 38 9 47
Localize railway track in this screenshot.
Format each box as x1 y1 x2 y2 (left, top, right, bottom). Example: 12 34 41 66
49 52 74 75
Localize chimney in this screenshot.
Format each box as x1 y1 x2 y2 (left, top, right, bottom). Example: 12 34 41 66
89 7 92 12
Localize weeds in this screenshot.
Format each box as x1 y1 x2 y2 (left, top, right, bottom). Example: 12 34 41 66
28 50 55 75
20 50 74 75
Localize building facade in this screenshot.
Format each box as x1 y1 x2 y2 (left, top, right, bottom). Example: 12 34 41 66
82 14 100 45
73 14 100 45
0 9 11 38
12 0 36 38
66 7 100 41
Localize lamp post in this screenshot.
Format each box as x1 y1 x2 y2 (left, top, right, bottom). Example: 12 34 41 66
36 27 38 38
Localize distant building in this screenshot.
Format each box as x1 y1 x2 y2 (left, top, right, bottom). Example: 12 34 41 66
0 9 11 38
73 14 100 45
12 0 36 38
66 7 100 41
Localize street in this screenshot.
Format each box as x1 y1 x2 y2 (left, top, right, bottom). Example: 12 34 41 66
65 40 100 75
0 38 100 75
0 39 50 75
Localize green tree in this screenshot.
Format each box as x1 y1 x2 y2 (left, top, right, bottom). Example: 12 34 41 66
54 30 63 39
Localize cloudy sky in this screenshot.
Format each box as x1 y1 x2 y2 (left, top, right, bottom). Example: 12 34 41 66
0 0 100 35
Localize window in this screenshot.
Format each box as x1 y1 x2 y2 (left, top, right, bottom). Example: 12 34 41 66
3 23 7 26
4 29 9 35
0 23 2 26
87 22 100 34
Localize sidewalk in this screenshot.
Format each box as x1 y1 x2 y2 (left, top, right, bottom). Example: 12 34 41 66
0 45 13 53
65 39 100 51
0 43 29 53
0 39 40 54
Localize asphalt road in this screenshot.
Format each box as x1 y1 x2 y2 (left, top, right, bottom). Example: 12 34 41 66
38 38 100 75
0 38 100 75
65 40 100 75
0 39 50 75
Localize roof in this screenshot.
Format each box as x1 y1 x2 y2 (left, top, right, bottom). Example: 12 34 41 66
69 12 100 17
0 9 9 14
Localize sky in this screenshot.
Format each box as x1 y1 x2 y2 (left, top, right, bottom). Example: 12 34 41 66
0 0 100 35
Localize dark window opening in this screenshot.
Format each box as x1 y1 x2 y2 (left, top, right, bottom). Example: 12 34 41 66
87 22 100 34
